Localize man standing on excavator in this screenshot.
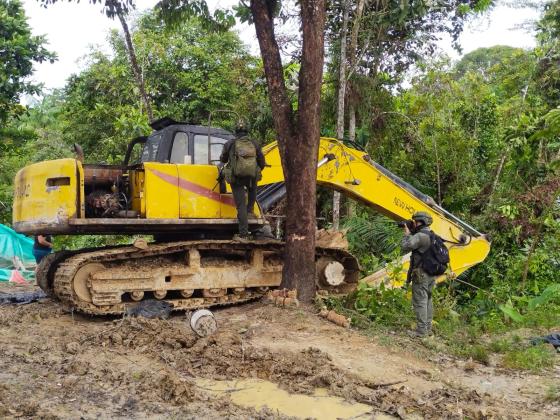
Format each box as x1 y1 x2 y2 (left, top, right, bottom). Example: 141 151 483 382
401 211 436 338
220 122 266 241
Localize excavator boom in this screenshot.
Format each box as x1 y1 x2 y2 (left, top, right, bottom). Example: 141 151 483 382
259 138 491 284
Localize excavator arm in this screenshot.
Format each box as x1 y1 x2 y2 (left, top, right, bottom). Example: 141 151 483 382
259 137 491 285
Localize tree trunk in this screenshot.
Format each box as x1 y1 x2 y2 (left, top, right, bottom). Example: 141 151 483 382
250 0 326 302
117 10 154 122
487 149 508 208
333 0 350 231
346 0 364 144
348 0 365 65
433 136 442 205
249 0 295 161
348 104 356 141
335 0 349 140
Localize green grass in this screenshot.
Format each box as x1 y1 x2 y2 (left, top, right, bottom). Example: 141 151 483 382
502 344 555 371
544 385 560 403
488 337 511 353
463 344 490 365
321 285 559 372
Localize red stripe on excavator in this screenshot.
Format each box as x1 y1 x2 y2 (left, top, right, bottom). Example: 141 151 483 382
148 168 235 207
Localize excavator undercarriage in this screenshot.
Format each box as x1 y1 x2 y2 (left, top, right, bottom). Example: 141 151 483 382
36 240 360 315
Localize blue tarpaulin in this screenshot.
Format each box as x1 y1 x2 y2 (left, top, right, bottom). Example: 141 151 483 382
0 225 36 282
531 333 560 353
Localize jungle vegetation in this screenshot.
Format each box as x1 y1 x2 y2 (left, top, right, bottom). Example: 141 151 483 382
1 0 559 368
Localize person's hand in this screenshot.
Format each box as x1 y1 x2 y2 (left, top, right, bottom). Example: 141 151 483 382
403 224 410 235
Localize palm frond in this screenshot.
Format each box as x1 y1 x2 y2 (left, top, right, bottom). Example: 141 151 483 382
343 213 402 258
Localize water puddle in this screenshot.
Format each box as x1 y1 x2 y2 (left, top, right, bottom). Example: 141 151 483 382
196 378 392 419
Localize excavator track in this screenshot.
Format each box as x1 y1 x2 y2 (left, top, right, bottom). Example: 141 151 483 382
39 240 360 316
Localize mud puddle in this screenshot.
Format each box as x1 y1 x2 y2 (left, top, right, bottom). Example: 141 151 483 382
196 378 391 420
0 291 554 419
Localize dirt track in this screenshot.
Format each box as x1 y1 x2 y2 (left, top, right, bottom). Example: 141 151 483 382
0 283 557 419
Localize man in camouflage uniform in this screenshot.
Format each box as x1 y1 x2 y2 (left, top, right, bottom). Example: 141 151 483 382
220 123 266 240
401 211 436 337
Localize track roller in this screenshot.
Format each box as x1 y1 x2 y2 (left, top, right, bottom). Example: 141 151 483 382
180 289 194 298
130 291 144 301
203 288 226 298
153 290 167 300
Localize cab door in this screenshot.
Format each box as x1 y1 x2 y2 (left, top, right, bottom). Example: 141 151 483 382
171 131 233 218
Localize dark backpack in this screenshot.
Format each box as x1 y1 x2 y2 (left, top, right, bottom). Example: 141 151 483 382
231 138 258 178
420 231 450 276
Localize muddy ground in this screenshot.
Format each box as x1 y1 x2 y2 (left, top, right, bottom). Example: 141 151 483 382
0 282 557 419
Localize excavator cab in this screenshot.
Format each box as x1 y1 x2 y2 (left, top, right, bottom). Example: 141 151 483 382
12 118 262 236
124 117 234 166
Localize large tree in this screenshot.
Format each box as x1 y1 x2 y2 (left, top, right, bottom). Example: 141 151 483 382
247 0 326 301
0 0 55 123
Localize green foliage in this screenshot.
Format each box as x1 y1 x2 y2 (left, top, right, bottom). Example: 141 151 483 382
54 12 268 163
343 211 402 274
503 344 556 371
528 284 560 310
535 0 560 106
54 234 145 250
0 0 56 122
351 282 415 330
498 301 524 323
463 344 490 365
545 385 560 403
156 0 235 30
488 337 511 353
323 0 492 140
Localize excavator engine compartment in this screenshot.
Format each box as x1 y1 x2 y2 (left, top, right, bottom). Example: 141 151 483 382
83 165 131 218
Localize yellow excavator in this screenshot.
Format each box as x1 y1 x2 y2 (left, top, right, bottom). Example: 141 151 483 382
12 118 490 315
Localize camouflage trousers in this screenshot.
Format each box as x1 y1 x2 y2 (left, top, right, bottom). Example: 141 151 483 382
411 269 436 335
230 177 257 236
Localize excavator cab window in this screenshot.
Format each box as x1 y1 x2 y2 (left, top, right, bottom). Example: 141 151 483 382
193 134 227 166
193 135 209 164
210 137 227 165
140 125 232 165
141 133 161 162
170 132 190 164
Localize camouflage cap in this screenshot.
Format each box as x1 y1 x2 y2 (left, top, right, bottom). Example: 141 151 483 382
412 211 433 226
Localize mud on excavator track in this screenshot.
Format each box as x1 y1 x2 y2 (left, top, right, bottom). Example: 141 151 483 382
36 240 360 316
